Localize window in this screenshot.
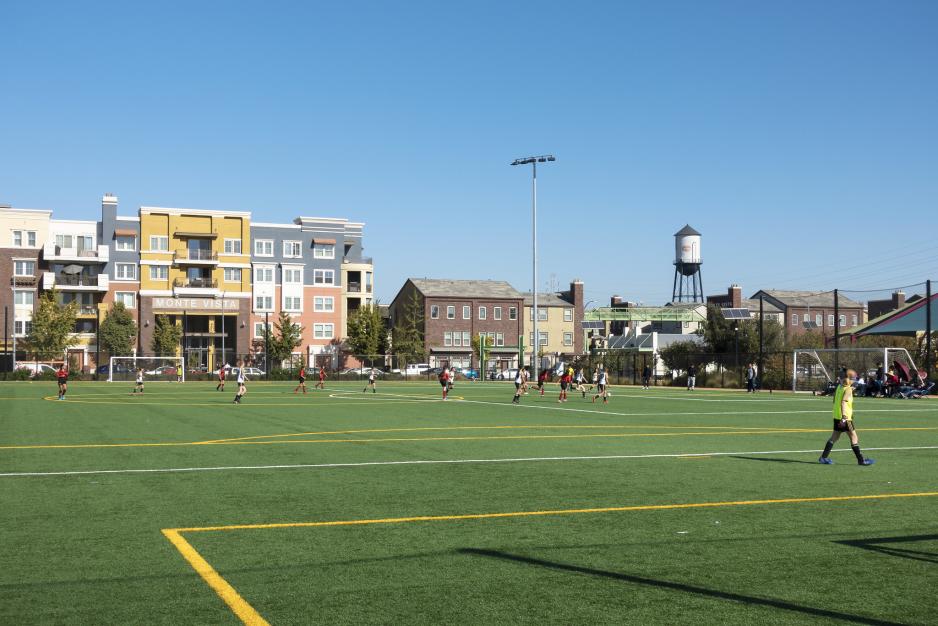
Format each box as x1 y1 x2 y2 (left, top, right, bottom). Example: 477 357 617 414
28 232 36 246
283 268 302 284
14 261 35 276
284 296 301 311
254 322 270 338
529 332 548 346
791 314 799 326
459 305 468 319
494 306 502 320
509 307 517 320
116 236 136 251
254 267 274 283
14 320 32 336
150 236 169 251
255 296 273 310
815 313 822 326
56 234 72 248
224 239 242 254
564 309 573 322
314 296 334 312
444 331 453 347
115 263 136 280
529 308 548 321
430 305 440 319
223 268 242 282
12 230 37 247
254 239 273 256
12 231 21 246
453 331 463 347
462 331 470 346
14 290 34 306
840 314 847 326
851 314 858 326
283 241 302 258
827 314 834 327
563 332 574 346
149 266 168 280
496 333 504 347
446 306 455 319
115 292 136 309
313 244 334 259
313 269 334 285
479 306 487 320
314 323 334 339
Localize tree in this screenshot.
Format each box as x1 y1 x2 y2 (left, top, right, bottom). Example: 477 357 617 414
264 311 304 368
346 304 386 357
700 304 785 365
392 291 426 363
99 302 137 357
658 340 708 373
151 315 182 356
471 333 494 370
26 289 77 360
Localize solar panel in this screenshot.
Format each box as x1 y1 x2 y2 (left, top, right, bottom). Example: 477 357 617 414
802 320 819 329
581 321 605 329
720 308 752 320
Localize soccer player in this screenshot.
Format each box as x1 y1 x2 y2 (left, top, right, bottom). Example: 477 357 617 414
316 367 327 390
687 364 696 391
363 369 376 393
294 366 307 394
511 368 524 404
216 364 226 391
558 369 571 403
132 368 145 395
521 367 530 395
819 368 875 466
642 365 652 389
448 366 456 393
537 368 548 396
56 363 69 400
439 367 450 400
593 368 608 404
233 364 247 404
575 367 590 398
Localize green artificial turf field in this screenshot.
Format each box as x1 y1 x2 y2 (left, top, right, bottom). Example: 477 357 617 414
1 379 936 625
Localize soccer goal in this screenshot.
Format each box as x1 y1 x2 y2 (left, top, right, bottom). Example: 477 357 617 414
108 356 185 382
791 348 918 393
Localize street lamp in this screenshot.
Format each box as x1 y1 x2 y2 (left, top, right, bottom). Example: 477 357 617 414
511 155 556 371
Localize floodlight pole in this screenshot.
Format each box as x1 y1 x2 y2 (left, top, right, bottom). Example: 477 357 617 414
833 289 840 374
511 155 555 372
734 321 740 387
927 280 932 377
759 295 764 385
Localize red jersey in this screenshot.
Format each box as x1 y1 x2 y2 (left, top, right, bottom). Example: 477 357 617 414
563 373 572 384
538 371 548 383
218 368 225 380
319 369 326 380
299 367 306 379
57 367 68 380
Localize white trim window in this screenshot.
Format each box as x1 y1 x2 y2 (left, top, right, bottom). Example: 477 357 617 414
223 268 242 283
254 239 274 257
840 314 847 327
563 332 574 346
115 263 136 280
14 260 36 276
509 307 517 320
446 305 455 319
115 292 136 309
283 241 302 258
313 244 335 259
150 235 169 252
529 332 548 346
314 296 334 312
494 306 502 320
255 295 273 311
12 230 37 247
430 305 440 319
253 322 270 338
827 314 834 327
283 296 301 311
564 309 573 322
444 331 453 347
14 319 33 336
314 323 334 339
462 305 470 320
462 331 470 346
283 268 302 284
313 269 334 285
815 313 822 327
479 306 487 320
115 236 136 251
530 308 548 321
149 266 169 280
224 239 242 254
851 314 858 326
254 267 274 283
792 314 799 326
496 333 504 347
14 290 35 306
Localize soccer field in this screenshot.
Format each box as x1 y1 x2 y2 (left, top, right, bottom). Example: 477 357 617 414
1 380 936 625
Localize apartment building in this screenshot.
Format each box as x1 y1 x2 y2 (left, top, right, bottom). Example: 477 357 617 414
522 280 585 359
751 289 864 334
1 206 51 357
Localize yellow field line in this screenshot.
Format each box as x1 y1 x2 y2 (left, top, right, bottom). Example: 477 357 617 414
161 529 269 626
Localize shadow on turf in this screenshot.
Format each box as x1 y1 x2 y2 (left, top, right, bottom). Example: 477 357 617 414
728 455 818 465
458 548 902 626
837 534 938 565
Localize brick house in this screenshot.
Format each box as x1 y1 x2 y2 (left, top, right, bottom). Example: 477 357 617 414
751 289 864 335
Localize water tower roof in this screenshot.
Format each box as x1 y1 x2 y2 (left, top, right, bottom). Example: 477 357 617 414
674 224 701 237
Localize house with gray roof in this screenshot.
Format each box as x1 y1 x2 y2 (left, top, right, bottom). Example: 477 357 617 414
752 289 864 335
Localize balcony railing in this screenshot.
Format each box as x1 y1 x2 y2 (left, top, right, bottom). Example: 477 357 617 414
174 250 218 262
347 282 361 293
76 306 98 316
56 274 99 287
43 243 109 263
174 278 218 289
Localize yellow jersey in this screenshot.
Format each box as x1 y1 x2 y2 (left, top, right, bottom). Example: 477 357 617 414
833 383 854 420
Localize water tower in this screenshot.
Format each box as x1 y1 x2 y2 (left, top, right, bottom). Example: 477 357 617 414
672 224 703 303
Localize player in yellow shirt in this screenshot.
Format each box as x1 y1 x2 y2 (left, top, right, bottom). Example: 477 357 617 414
819 369 875 465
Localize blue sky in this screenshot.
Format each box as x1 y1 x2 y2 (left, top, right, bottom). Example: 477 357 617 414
2 1 936 305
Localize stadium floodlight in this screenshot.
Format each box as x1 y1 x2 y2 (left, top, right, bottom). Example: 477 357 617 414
511 154 556 370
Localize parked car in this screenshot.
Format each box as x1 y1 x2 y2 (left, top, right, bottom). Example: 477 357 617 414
459 367 479 380
231 367 265 377
427 367 445 376
403 363 431 376
16 363 57 377
145 365 178 376
97 363 134 375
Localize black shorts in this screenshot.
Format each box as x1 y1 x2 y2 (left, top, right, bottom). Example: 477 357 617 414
440 380 447 387
560 381 568 390
298 377 306 383
58 378 67 385
514 382 522 389
597 384 606 393
833 419 856 433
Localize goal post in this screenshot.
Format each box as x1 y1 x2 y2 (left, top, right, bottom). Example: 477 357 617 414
791 348 918 393
108 356 185 382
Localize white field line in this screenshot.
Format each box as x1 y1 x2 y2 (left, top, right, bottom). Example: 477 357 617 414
2 446 936 478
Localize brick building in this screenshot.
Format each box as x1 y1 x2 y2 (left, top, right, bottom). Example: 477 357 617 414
751 289 864 335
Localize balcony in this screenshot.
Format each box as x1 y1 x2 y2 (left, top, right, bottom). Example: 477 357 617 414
75 306 99 317
347 281 361 293
173 277 219 296
342 256 374 266
174 250 219 265
43 272 109 292
43 243 109 263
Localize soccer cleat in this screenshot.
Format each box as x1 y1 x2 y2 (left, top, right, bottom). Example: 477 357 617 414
818 457 833 464
860 458 875 466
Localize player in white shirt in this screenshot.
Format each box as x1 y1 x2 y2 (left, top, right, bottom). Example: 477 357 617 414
233 363 247 404
132 368 145 395
511 369 524 404
592 368 609 404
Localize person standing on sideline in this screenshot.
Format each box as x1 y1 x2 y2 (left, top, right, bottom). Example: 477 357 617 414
363 369 377 393
819 369 875 466
132 368 145 395
746 362 756 393
687 364 697 391
233 363 247 404
642 364 652 390
216 364 226 391
316 366 327 390
56 363 69 400
294 365 307 394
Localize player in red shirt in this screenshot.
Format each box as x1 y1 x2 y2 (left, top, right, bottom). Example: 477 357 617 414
56 364 69 400
558 370 572 402
439 368 450 400
316 367 327 390
537 369 548 396
294 366 308 394
216 364 226 391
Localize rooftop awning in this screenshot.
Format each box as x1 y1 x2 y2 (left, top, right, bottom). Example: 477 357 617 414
174 231 218 239
847 293 937 337
113 228 136 237
314 238 336 245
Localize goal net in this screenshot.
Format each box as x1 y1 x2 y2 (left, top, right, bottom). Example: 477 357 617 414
108 356 185 382
791 348 918 393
